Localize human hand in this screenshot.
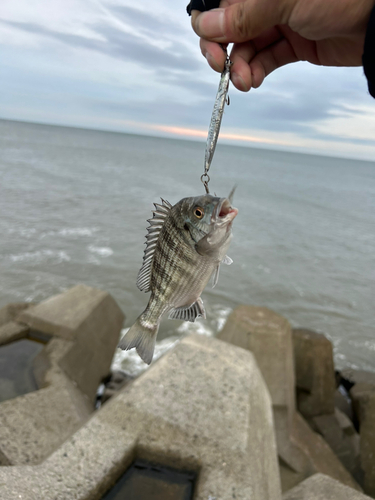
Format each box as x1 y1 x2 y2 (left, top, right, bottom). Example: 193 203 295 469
190 0 374 91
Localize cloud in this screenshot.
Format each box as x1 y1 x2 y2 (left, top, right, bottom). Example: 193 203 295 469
1 0 375 159
0 18 200 72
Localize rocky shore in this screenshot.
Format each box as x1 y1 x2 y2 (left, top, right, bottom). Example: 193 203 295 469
0 285 374 499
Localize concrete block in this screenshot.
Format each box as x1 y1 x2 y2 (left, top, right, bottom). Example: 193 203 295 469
293 328 336 417
19 284 125 401
350 383 375 497
290 412 362 492
308 408 361 480
218 306 299 470
283 473 373 500
0 338 93 465
0 302 34 327
0 334 282 500
219 305 295 408
0 321 29 346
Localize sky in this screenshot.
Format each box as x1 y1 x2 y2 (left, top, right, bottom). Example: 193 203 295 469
1 0 375 160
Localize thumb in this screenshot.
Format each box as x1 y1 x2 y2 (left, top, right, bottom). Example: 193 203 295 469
191 0 291 43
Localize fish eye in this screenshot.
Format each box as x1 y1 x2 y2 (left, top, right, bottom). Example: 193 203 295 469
194 207 204 219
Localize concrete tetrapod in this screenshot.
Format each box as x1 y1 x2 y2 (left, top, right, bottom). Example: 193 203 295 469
0 285 125 466
218 305 362 493
283 473 373 500
0 334 282 500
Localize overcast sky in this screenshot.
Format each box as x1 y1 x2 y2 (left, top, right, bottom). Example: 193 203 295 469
1 0 375 159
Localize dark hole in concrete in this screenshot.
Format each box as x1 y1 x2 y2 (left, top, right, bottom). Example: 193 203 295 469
102 460 196 500
0 339 44 403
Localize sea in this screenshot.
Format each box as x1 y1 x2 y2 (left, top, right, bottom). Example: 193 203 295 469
0 119 374 376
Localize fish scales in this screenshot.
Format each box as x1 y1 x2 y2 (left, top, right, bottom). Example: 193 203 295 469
150 208 207 306
118 192 238 364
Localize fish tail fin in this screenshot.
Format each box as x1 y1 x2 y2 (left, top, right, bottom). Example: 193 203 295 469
118 315 158 365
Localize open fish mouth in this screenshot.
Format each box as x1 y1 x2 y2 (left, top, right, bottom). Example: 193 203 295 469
213 198 238 224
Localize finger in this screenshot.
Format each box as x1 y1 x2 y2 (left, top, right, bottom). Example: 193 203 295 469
191 0 294 44
200 38 228 72
228 28 283 91
249 37 299 88
230 42 256 91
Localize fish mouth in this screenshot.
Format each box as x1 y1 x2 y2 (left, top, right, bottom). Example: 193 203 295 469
213 198 238 224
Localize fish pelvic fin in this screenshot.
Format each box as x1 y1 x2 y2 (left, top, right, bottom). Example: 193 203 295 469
118 316 158 365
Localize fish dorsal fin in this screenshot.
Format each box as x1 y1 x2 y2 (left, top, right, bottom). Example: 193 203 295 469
168 297 206 322
136 198 172 292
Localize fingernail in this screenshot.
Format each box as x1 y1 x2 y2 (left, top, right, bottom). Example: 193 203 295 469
197 9 225 39
232 73 249 92
206 52 222 73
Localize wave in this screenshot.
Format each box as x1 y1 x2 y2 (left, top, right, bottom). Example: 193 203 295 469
8 250 71 263
40 227 99 239
88 245 113 257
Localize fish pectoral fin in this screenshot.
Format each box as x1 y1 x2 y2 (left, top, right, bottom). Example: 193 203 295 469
168 297 206 322
212 264 220 288
222 255 233 265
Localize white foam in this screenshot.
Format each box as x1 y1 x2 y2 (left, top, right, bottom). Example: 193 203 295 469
7 228 37 237
39 227 99 239
111 306 233 377
88 245 113 257
58 227 99 237
9 250 71 263
177 319 214 337
111 328 180 377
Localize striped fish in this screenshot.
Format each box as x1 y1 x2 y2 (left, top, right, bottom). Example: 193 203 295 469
118 191 238 364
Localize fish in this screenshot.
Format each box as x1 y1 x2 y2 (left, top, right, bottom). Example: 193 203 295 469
118 189 238 364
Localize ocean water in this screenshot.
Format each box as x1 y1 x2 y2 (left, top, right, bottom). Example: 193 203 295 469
0 119 374 375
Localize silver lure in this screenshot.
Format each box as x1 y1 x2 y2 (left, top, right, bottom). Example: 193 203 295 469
204 56 232 178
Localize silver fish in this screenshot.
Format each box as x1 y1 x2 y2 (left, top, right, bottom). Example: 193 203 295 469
118 190 238 364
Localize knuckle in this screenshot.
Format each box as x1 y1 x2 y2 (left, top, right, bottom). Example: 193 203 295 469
229 3 251 40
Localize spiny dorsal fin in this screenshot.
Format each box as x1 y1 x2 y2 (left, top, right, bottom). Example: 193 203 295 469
136 198 172 292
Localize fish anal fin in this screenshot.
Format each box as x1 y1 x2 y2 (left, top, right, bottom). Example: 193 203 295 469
168 297 206 322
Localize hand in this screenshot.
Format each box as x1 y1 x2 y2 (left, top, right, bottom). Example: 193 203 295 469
190 0 374 91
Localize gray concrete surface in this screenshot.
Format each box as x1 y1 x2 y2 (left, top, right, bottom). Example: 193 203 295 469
218 306 362 492
350 383 375 496
0 334 282 500
19 284 125 401
0 285 125 466
283 473 373 500
293 328 336 417
290 412 361 491
218 305 300 471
